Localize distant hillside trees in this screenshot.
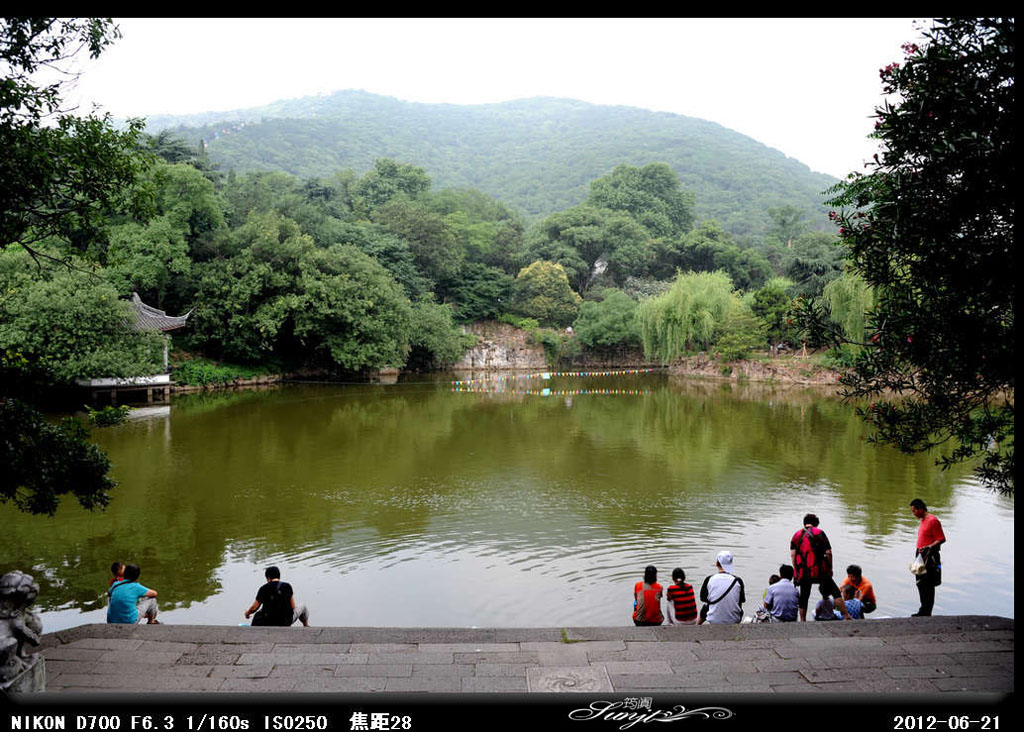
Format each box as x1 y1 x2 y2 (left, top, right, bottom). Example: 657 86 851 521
153 91 836 237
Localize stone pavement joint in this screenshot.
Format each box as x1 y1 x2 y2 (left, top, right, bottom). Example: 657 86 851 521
24 615 1013 695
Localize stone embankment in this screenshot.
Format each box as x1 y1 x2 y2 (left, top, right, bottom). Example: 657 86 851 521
670 353 844 385
171 374 283 393
29 616 1012 694
454 322 549 371
454 322 844 384
165 326 842 386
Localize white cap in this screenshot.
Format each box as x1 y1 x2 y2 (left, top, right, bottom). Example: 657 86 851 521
716 550 735 573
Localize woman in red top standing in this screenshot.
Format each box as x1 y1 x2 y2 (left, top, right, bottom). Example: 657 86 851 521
633 565 664 626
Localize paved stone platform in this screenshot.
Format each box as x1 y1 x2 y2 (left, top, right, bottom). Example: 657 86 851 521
29 616 1013 694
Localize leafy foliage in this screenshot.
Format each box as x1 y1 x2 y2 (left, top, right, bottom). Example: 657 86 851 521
715 304 767 361
573 289 642 349
809 18 1015 493
675 220 773 290
85 404 131 426
637 270 736 362
447 262 514 323
780 231 846 297
586 163 695 239
0 397 115 515
171 356 274 386
511 260 583 328
751 278 798 352
405 297 475 371
1 19 149 262
187 212 417 373
822 272 874 344
0 258 164 383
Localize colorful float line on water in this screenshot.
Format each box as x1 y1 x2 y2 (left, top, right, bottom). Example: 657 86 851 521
451 387 651 396
450 367 660 387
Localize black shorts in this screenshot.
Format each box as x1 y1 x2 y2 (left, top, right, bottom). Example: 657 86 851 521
798 576 841 610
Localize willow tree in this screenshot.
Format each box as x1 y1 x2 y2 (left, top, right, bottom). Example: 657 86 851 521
638 270 735 363
822 272 875 344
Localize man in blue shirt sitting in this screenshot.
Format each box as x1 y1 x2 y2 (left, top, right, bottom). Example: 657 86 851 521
763 564 800 622
107 564 160 624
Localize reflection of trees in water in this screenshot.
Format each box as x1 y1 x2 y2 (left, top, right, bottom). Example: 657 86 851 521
2 378 970 612
642 382 964 535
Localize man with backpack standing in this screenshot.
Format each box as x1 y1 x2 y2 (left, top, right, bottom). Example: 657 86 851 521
790 514 850 621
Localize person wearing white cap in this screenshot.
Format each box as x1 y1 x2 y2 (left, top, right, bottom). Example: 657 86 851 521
696 550 746 625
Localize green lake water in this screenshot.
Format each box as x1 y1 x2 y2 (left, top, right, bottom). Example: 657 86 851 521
2 373 1013 630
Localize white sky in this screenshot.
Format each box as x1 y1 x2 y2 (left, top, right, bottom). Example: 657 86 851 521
67 18 928 180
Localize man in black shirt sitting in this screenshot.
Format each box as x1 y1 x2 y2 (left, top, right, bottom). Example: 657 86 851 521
244 566 310 627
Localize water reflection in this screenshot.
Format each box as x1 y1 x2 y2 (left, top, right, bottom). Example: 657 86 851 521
2 374 1013 630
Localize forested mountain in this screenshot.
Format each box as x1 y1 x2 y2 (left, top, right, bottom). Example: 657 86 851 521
146 91 838 237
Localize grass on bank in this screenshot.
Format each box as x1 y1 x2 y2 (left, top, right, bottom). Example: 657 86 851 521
170 351 278 387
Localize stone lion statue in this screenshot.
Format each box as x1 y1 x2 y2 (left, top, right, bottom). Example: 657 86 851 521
0 570 43 683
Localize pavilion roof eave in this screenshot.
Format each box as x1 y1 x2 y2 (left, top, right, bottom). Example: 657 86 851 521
126 292 190 332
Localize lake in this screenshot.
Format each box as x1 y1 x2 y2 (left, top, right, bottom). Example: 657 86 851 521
2 372 1013 631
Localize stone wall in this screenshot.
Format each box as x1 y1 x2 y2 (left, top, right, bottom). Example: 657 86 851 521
453 323 663 372
453 323 548 371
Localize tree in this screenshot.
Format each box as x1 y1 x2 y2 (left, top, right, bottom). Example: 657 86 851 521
447 262 513 323
714 303 767 361
637 270 736 362
525 204 651 293
573 289 642 349
511 260 583 328
105 217 191 309
586 163 695 239
355 158 432 212
752 277 797 355
1 18 148 263
810 18 1014 493
1 18 151 514
405 296 475 371
104 161 225 309
0 395 115 515
822 272 874 344
188 212 416 373
145 129 196 165
783 231 845 297
0 256 164 383
187 212 316 363
676 220 773 291
289 245 412 372
374 197 462 295
765 204 808 249
332 221 431 300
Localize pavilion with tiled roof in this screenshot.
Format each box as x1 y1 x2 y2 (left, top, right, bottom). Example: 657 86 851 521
76 293 190 406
